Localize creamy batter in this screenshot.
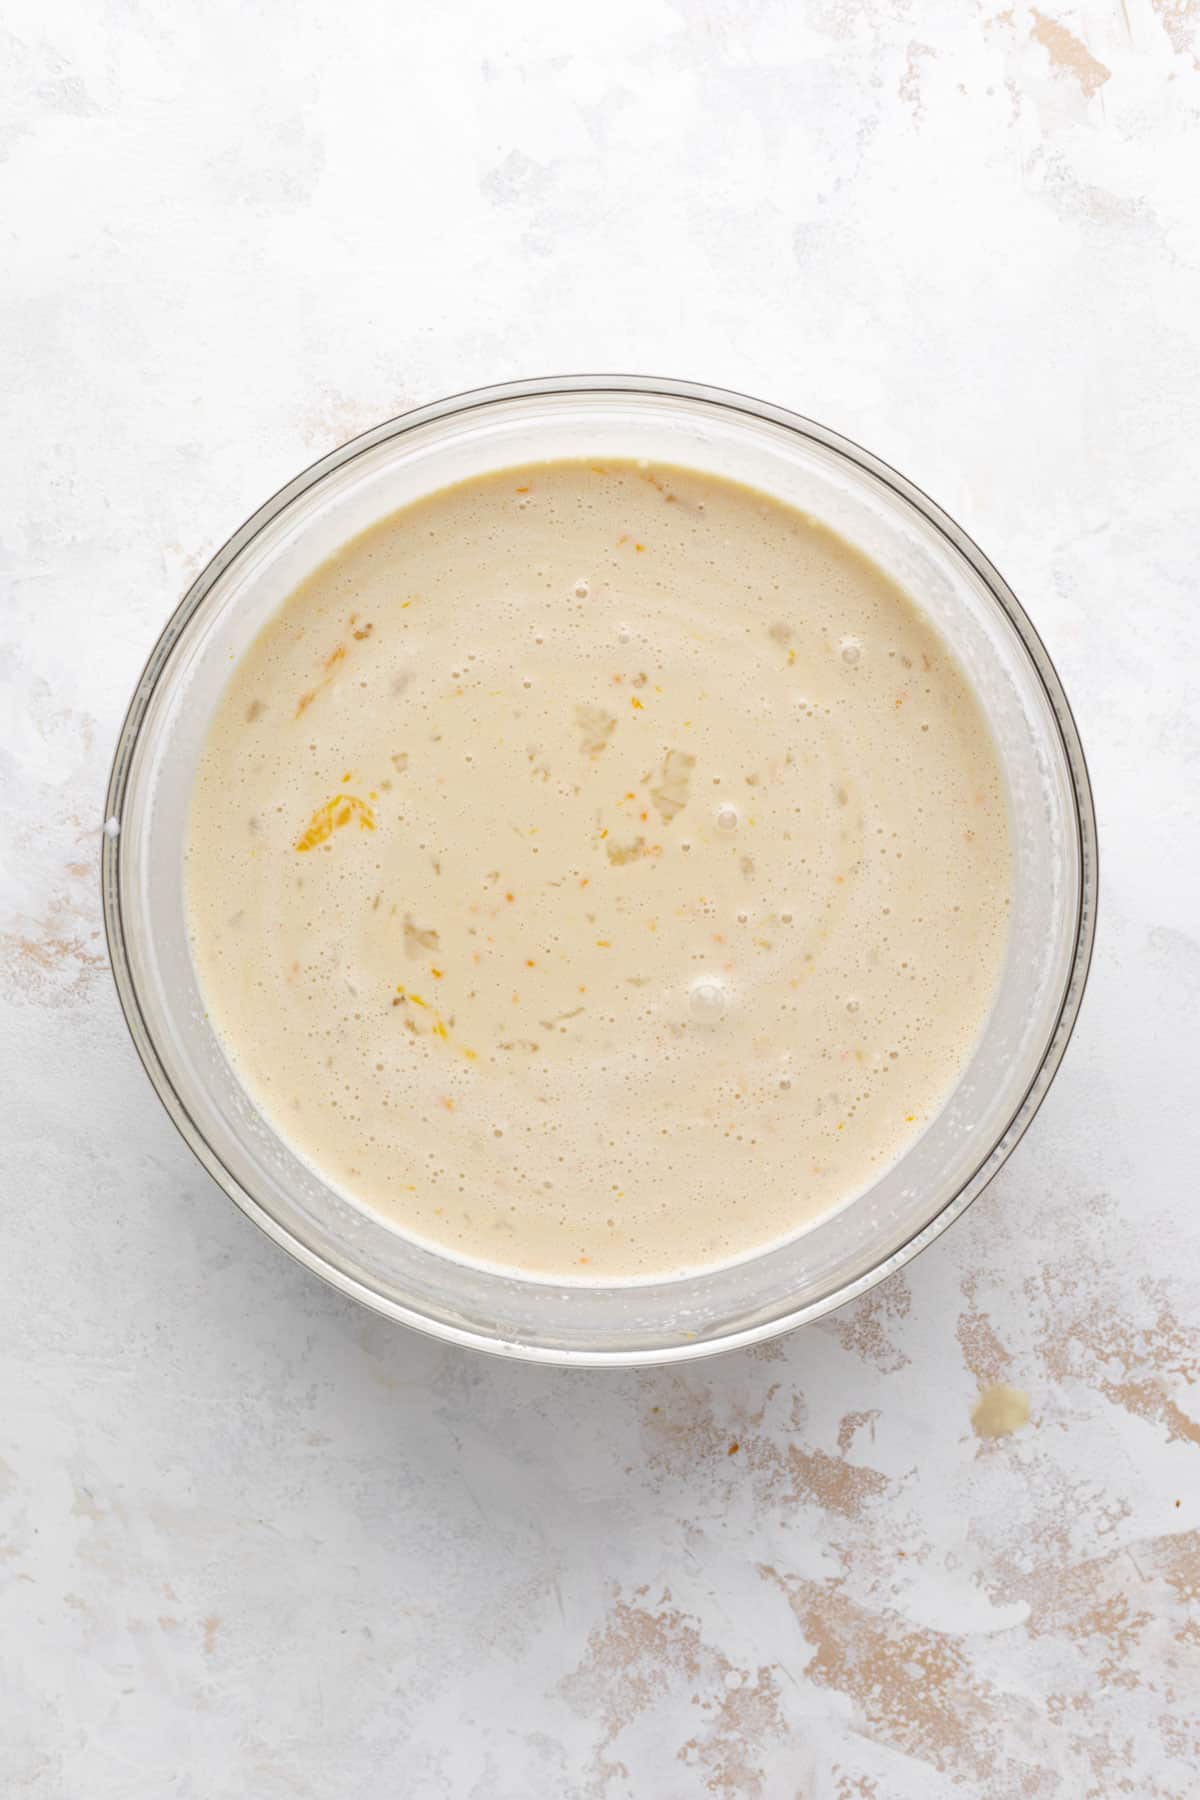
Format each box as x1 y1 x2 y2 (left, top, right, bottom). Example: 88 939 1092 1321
185 460 1011 1279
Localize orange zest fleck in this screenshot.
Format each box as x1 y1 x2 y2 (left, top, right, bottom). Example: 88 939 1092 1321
525 958 536 967
295 793 376 852
630 696 643 709
440 1095 454 1110
596 939 611 948
462 1048 478 1061
634 543 645 553
324 645 346 671
515 485 530 494
431 967 444 979
432 1018 448 1040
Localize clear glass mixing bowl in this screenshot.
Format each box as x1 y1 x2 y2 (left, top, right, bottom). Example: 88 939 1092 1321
102 377 1096 1365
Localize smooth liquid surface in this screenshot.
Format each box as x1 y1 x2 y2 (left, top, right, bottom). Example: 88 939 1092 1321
185 461 1011 1278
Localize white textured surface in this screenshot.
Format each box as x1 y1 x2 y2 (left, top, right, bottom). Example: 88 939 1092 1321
2 3 1199 1795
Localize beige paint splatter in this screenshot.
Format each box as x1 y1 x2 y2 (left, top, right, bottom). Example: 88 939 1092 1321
834 1777 881 1799
971 1384 1030 1437
899 41 935 123
763 1566 1033 1787
1036 1271 1200 1448
1030 11 1111 97
1151 0 1200 61
560 1593 786 1797
2 874 106 1006
297 388 411 452
836 1408 880 1455
752 1441 890 1517
819 1270 912 1372
957 1283 1013 1389
640 1376 891 1520
1016 1528 1200 1695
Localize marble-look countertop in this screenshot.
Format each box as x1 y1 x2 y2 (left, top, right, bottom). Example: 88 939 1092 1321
3 2 1198 1794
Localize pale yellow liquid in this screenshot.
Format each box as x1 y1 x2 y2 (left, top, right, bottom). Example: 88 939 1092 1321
185 461 1011 1279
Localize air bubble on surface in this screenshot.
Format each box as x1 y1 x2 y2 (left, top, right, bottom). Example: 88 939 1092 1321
689 977 728 1024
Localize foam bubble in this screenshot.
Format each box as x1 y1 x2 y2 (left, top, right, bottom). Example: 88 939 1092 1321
689 977 728 1024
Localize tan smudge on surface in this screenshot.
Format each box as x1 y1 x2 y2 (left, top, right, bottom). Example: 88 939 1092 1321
2 858 106 1005
744 1432 895 1519
764 1566 1009 1785
1014 1529 1200 1695
1030 11 1112 97
819 1270 913 1372
677 1660 786 1797
297 388 412 452
559 1591 786 1797
971 1383 1031 1438
638 1375 731 1468
202 1613 221 1654
1151 0 1200 61
1035 1270 1200 1447
1033 148 1163 236
957 1281 1013 1388
836 1408 880 1455
899 41 935 123
640 1376 891 1520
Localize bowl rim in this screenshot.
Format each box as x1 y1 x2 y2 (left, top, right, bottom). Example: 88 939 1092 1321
101 373 1098 1366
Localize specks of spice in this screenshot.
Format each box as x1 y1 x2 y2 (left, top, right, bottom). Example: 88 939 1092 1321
295 793 376 851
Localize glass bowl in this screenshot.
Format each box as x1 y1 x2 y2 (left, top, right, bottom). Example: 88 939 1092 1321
102 376 1096 1365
